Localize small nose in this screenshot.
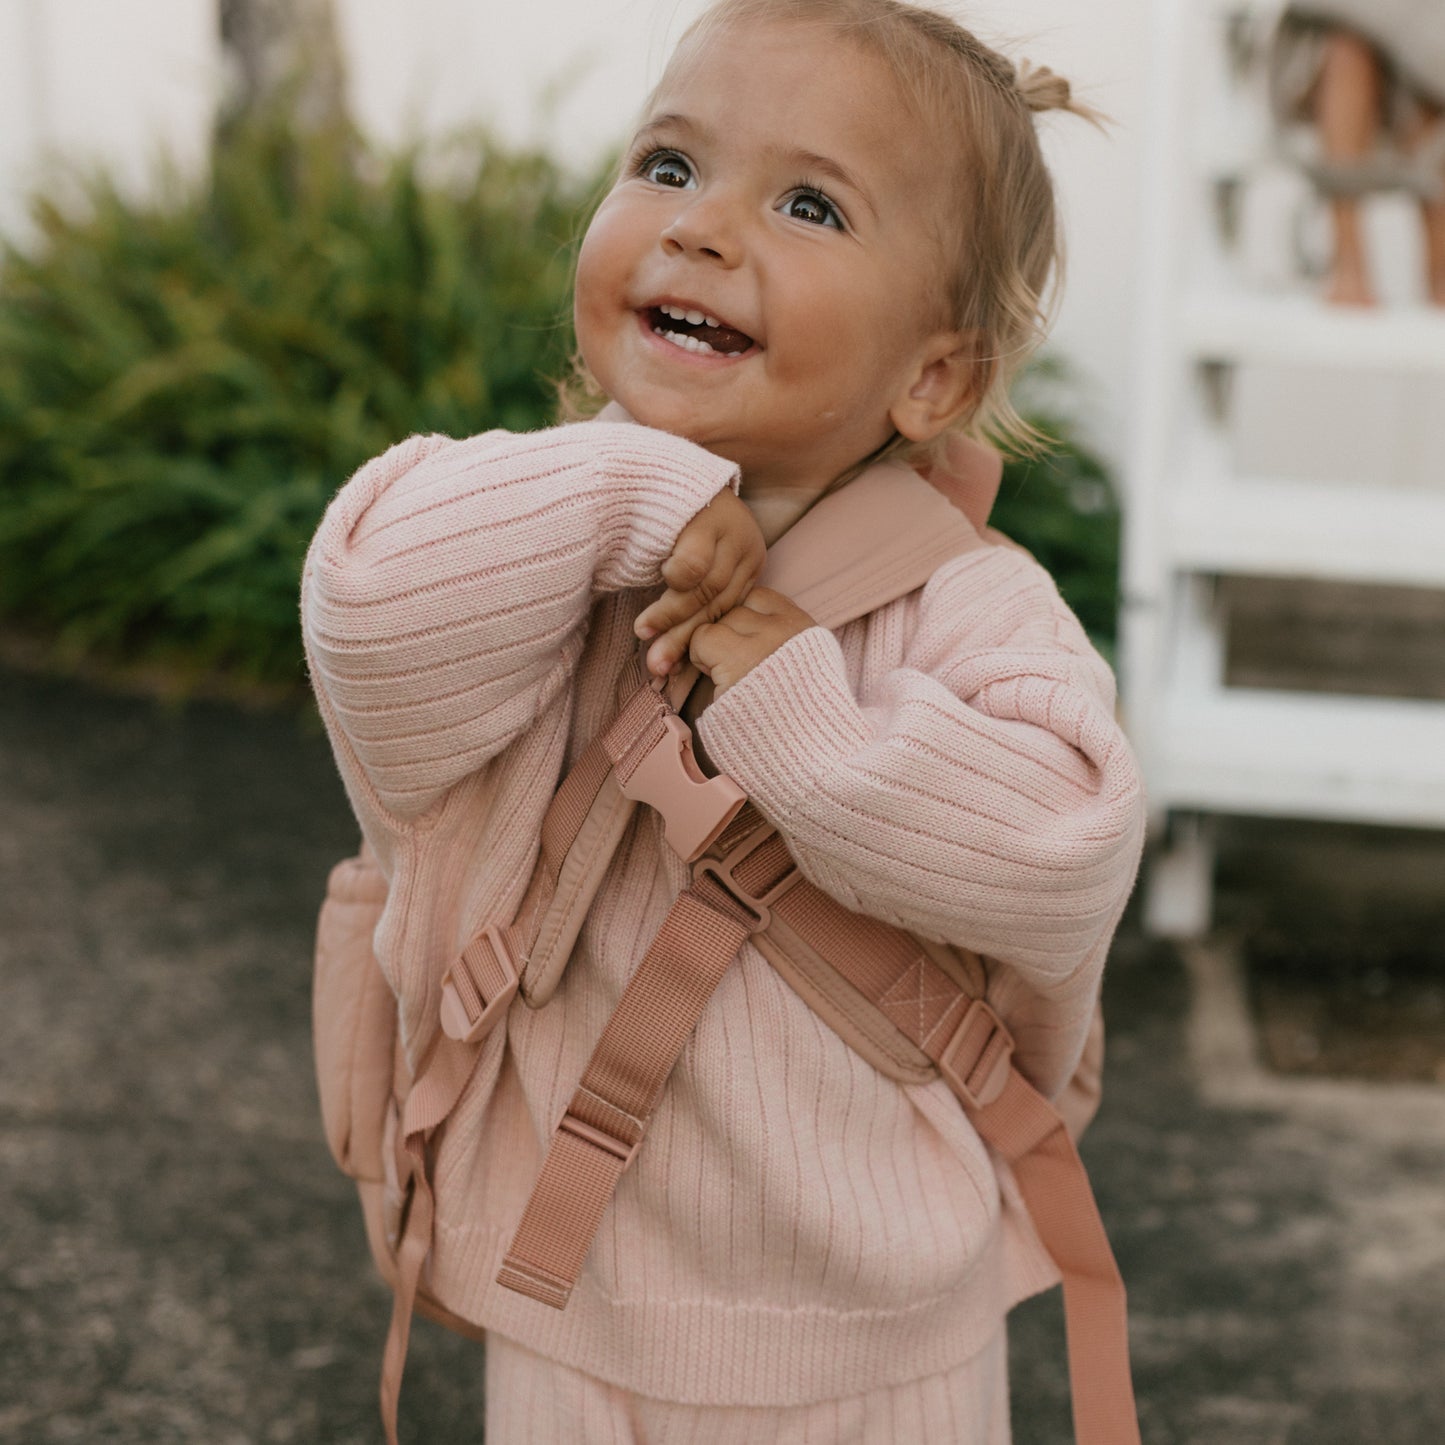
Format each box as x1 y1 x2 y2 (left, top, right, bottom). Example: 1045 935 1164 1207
661 193 742 266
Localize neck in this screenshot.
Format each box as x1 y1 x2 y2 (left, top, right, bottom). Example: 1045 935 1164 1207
591 399 890 546
739 483 827 546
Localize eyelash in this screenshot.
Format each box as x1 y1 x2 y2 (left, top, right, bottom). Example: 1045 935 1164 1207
784 180 844 231
635 148 693 188
632 148 847 232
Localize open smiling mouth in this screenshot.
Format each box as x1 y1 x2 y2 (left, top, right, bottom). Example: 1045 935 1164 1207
645 304 757 357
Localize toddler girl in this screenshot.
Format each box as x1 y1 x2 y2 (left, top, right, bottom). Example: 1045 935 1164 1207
303 1 1145 1440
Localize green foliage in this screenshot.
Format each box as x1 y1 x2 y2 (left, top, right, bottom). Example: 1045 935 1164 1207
0 114 600 688
993 360 1121 656
0 117 1118 694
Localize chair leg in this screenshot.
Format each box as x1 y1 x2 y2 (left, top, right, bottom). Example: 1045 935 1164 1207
1145 813 1216 939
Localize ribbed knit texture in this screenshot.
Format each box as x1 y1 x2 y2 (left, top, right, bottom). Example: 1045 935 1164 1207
484 1329 1010 1442
301 421 1145 1411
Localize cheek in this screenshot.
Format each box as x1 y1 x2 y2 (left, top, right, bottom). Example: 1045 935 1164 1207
783 311 905 414
573 219 610 316
579 191 640 288
573 219 624 375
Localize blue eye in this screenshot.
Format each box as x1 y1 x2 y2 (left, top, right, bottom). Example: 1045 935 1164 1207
640 151 695 189
781 189 843 230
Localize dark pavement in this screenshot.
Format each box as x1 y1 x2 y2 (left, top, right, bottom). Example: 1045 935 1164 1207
2 667 1442 1443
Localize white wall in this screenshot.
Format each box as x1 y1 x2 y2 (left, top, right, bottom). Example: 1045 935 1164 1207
0 0 217 240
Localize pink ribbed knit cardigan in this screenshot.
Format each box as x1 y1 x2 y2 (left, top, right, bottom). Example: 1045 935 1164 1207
301 420 1145 1408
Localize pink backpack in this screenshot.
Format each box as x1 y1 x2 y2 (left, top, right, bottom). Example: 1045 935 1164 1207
312 439 1134 1445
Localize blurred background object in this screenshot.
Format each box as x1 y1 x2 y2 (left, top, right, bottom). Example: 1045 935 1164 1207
1268 0 1445 307
1122 0 1445 937
0 2 599 694
216 0 349 136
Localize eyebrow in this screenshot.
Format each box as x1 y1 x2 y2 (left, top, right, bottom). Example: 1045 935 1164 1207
769 147 876 219
635 113 878 220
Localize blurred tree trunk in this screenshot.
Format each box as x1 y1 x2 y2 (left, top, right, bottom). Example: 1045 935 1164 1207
218 0 349 131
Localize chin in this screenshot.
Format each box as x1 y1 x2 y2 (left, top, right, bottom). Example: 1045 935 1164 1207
614 389 716 446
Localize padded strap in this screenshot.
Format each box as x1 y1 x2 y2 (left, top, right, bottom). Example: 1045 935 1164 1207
498 876 755 1306
758 459 985 629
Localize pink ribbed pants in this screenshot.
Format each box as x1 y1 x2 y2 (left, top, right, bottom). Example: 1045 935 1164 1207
483 1331 1010 1444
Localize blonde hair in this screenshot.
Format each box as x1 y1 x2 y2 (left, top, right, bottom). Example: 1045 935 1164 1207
561 0 1104 461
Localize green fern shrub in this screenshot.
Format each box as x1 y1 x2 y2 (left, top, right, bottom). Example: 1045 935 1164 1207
0 115 1118 694
0 116 599 689
992 360 1121 658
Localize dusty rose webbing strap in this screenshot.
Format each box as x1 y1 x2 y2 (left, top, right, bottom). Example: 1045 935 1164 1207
766 870 1139 1445
973 1072 1139 1445
537 735 612 882
498 878 753 1307
530 663 657 897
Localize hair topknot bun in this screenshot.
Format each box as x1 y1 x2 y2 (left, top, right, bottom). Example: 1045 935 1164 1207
1005 56 1107 130
1011 59 1073 114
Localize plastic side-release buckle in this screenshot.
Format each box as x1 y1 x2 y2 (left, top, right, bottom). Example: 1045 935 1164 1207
617 712 746 862
938 998 1015 1110
438 925 520 1044
692 823 801 932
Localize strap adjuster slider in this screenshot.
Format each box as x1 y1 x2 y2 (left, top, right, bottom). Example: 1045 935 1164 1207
692 823 801 931
938 999 1014 1110
439 925 520 1044
558 1110 641 1170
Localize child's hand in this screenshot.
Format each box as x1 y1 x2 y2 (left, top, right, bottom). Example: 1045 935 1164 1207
686 587 816 696
634 490 767 677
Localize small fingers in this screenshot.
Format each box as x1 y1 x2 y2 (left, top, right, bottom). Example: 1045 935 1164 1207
659 534 713 593
646 616 701 676
638 493 765 665
637 549 757 644
644 583 755 676
635 587 696 640
732 585 784 616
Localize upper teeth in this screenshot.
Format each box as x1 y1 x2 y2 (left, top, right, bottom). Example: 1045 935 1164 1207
660 303 722 328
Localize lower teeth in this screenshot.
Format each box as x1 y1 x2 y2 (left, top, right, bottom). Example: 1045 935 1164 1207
654 326 743 357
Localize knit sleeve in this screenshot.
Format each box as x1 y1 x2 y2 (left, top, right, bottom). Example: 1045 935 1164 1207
696 545 1145 1000
302 422 739 819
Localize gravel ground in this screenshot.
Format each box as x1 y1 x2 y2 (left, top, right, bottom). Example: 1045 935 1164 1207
1 667 1442 1443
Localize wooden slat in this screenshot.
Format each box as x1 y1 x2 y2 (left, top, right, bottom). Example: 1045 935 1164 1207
1154 688 1445 826
1168 476 1445 588
1182 292 1445 373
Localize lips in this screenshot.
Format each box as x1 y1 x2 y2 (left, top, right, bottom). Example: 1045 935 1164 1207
644 302 757 357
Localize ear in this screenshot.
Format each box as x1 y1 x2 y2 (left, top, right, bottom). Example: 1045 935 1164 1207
888 331 988 444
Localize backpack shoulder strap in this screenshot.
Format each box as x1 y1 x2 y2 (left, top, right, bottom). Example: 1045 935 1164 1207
521 449 996 1005
757 457 987 629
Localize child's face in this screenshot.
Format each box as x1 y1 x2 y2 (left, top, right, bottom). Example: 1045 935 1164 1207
575 20 966 494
